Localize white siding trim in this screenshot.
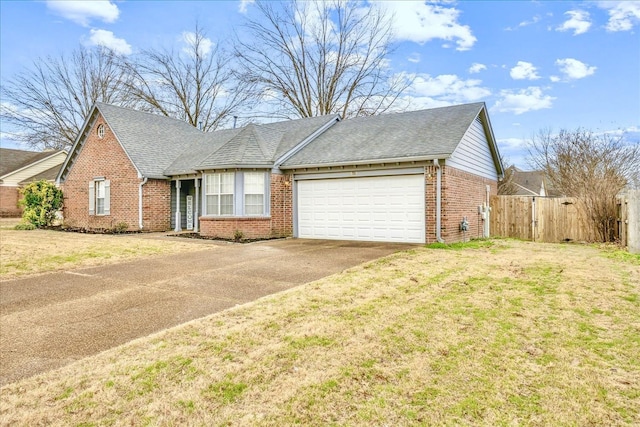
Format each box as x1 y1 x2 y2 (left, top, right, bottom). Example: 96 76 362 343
447 117 498 180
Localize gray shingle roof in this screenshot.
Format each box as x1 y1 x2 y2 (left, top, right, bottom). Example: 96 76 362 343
280 102 485 168
164 114 339 174
96 103 203 178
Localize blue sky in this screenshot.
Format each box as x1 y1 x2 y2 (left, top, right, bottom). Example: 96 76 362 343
1 1 639 169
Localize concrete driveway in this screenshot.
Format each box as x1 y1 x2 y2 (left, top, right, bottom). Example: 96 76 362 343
0 238 411 385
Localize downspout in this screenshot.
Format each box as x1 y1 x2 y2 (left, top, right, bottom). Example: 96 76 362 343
138 177 148 230
434 159 444 243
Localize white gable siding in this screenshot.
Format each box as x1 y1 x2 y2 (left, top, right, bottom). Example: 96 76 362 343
446 117 498 180
1 152 67 186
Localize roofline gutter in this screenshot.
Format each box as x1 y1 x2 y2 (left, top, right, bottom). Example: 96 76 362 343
281 154 451 171
139 177 148 230
434 158 444 244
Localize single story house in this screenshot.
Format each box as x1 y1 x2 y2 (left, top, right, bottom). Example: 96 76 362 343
57 102 504 243
501 166 560 196
0 148 67 217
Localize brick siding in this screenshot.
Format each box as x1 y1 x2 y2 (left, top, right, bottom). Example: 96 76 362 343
61 114 171 232
0 186 21 217
425 164 497 243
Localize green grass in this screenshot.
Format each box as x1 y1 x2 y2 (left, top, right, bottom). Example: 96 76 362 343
1 239 638 426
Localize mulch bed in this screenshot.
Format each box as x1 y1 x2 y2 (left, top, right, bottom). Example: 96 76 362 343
170 232 283 244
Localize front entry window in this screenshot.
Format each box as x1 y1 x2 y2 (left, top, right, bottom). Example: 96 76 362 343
205 172 234 216
244 172 265 215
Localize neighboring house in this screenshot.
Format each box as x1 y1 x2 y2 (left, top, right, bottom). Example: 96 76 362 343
500 166 558 196
0 148 67 217
57 102 504 243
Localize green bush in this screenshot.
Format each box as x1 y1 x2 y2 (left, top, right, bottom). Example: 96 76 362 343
19 180 63 228
14 222 36 231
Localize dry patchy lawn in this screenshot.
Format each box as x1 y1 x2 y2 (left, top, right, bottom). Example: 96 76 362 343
0 223 209 279
1 239 639 426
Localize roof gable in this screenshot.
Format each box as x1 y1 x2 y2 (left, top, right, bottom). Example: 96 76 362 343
280 103 490 168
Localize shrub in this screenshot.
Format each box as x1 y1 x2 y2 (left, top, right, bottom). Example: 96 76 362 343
113 222 129 234
14 222 36 231
19 180 63 228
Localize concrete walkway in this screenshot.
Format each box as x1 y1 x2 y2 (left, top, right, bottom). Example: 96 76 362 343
0 238 411 385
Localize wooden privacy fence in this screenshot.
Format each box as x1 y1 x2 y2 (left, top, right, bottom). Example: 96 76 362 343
490 195 596 243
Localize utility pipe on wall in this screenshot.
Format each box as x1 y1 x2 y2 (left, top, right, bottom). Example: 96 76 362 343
434 159 444 243
138 177 148 230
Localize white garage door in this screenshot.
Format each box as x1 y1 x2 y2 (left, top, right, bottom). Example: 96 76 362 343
296 174 425 243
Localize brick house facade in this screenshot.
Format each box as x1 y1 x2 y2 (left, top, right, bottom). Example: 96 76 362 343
58 102 503 243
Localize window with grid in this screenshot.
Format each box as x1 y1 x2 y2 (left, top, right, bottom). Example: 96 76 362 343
95 180 105 215
205 172 234 215
244 172 265 215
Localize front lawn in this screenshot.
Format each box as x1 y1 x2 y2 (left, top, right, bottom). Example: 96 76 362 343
1 239 638 425
0 226 209 279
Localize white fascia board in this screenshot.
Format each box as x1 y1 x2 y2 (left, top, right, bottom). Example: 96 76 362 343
57 106 98 184
272 115 341 171
478 105 504 178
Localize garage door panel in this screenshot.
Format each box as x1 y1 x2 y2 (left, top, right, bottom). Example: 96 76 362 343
297 174 425 243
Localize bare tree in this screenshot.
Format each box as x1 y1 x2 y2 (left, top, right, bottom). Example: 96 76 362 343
124 24 252 131
528 128 640 242
235 0 408 119
1 46 136 150
498 164 519 195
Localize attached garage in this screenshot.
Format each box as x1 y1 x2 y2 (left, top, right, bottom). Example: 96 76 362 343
295 172 425 243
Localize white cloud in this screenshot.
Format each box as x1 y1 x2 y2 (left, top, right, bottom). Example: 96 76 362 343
556 10 591 35
510 61 540 80
549 75 561 83
493 87 555 115
599 1 640 32
381 2 476 51
555 58 596 80
408 53 421 63
405 73 491 108
469 63 487 74
87 29 132 55
505 14 541 31
182 32 213 57
46 0 119 27
238 0 255 14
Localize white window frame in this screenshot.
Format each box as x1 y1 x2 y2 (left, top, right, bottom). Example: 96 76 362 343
203 171 269 217
205 172 235 216
89 178 110 216
243 172 266 216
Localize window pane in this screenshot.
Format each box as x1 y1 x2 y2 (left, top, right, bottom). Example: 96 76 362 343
206 195 218 215
244 194 264 215
96 199 105 215
95 181 105 198
244 172 264 194
220 173 234 194
220 194 234 215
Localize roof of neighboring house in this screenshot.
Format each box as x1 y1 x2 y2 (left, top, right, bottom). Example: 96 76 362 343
0 148 59 177
19 164 62 184
1 148 66 183
280 103 487 168
502 166 561 196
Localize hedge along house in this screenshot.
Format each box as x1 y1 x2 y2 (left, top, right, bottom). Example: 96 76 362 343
57 102 503 243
